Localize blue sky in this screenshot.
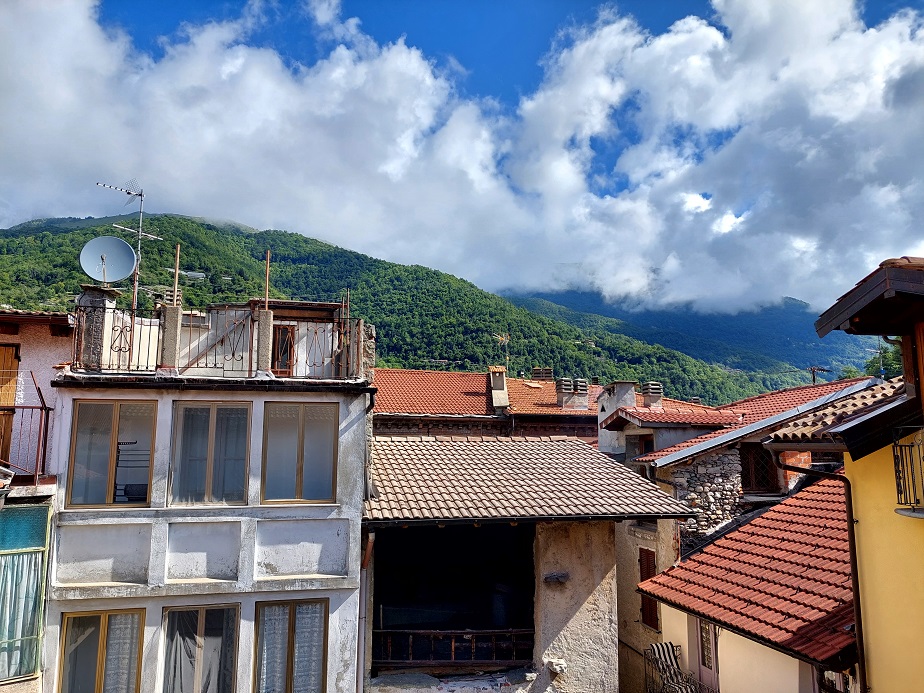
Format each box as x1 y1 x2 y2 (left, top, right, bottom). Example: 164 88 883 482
5 0 924 312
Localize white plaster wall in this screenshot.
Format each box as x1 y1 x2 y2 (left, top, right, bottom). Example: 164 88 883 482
44 384 369 693
42 587 359 693
658 606 690 670
717 630 806 693
55 523 152 584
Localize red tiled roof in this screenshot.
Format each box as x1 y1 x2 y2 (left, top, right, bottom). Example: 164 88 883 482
767 378 904 446
0 308 70 323
505 379 603 416
634 378 869 463
639 478 854 665
617 407 742 427
365 436 692 523
372 369 494 416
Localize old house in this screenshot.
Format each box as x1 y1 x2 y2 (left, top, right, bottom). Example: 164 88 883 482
363 436 691 693
638 477 857 693
40 288 375 693
596 377 875 693
0 309 72 692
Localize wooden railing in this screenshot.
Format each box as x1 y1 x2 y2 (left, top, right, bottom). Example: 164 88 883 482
372 629 534 669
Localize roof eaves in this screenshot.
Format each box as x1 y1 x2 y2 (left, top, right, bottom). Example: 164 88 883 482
652 378 881 468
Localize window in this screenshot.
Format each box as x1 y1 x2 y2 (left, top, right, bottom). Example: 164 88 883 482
0 504 49 681
164 606 238 693
272 325 295 377
262 403 338 502
639 547 659 629
67 401 156 506
59 610 143 693
740 443 781 493
254 600 327 693
171 403 250 504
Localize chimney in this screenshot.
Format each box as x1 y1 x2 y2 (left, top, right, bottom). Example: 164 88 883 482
488 365 509 410
556 378 589 410
689 396 702 405
641 381 663 408
532 367 554 381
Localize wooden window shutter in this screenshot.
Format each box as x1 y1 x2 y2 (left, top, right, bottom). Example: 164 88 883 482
639 547 659 629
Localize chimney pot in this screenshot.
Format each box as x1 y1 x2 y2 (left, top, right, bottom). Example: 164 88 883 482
641 381 663 408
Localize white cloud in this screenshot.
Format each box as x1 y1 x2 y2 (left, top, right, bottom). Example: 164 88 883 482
3 0 924 312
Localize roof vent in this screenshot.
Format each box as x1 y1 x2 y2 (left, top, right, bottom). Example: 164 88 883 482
557 378 589 410
689 396 702 405
641 381 663 408
532 367 554 381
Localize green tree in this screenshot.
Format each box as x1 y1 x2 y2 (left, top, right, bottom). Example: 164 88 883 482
864 343 903 378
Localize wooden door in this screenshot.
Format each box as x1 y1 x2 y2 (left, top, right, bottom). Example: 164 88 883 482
0 346 19 465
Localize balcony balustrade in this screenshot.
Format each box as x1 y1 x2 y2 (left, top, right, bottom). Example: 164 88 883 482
892 427 924 517
0 371 51 485
371 629 534 671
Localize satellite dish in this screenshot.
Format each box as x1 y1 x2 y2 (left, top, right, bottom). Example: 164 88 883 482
79 236 137 284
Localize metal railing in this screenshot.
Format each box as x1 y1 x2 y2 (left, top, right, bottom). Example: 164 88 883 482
645 647 718 693
892 427 924 510
372 629 534 669
72 304 364 380
0 372 51 484
74 306 162 373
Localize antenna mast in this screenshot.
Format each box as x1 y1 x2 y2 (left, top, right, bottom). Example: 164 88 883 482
96 180 145 310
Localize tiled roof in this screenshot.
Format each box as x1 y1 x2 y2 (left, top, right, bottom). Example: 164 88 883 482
767 378 904 446
634 378 870 464
0 308 70 322
505 379 603 416
372 369 494 416
619 407 742 427
365 436 692 523
639 478 855 665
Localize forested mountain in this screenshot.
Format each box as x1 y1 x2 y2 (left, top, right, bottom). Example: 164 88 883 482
0 214 860 404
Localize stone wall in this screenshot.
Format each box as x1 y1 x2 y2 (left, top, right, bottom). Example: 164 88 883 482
667 450 742 547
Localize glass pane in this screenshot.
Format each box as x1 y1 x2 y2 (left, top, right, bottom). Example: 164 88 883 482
292 602 325 693
212 407 248 503
0 551 43 679
255 604 290 693
61 615 101 693
263 405 300 500
301 405 336 501
102 612 141 693
0 505 49 551
70 403 113 505
200 607 237 693
173 407 210 504
114 403 155 505
164 609 199 693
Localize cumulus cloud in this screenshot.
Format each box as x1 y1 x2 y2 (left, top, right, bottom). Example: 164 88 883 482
2 0 924 312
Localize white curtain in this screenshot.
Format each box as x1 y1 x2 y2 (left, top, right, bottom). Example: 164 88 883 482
164 610 198 693
0 551 42 679
292 603 325 693
256 605 290 693
103 612 141 693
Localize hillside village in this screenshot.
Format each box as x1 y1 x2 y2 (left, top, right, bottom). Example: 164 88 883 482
0 250 922 693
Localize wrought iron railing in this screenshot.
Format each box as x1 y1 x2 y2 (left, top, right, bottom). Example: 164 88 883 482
892 427 924 511
74 306 162 373
372 629 534 669
644 646 718 693
73 304 364 379
0 372 51 484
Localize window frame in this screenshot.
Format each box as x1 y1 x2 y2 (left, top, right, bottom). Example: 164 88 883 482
260 402 339 504
66 400 157 508
739 443 782 494
0 504 51 683
57 608 145 693
253 599 329 693
169 402 252 506
162 604 240 693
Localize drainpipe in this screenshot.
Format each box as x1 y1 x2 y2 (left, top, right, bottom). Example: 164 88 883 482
771 452 868 693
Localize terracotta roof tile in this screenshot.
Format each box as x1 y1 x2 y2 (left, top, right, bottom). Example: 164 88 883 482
373 368 494 416
366 436 692 523
639 478 854 665
767 378 904 445
505 379 602 416
634 378 870 463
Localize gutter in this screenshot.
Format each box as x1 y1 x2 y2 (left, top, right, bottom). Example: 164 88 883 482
650 378 880 468
768 451 868 693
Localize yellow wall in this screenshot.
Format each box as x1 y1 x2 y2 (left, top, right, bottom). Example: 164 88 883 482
846 444 924 692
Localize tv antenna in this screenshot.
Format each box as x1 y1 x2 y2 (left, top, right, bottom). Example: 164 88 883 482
96 180 147 310
493 333 511 365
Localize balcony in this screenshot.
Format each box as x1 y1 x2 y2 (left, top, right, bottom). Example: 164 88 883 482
0 371 52 485
371 629 534 672
891 427 924 517
72 292 367 381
